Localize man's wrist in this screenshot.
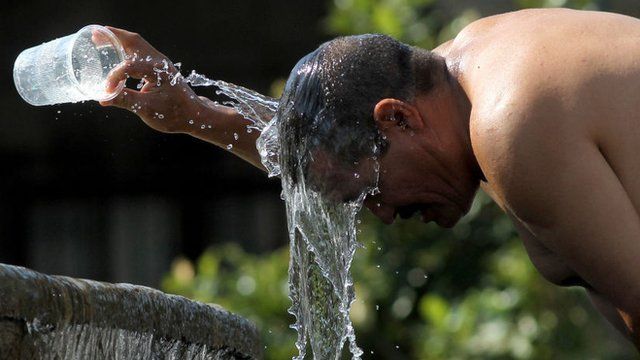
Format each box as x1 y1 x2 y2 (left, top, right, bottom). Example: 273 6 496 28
174 95 210 135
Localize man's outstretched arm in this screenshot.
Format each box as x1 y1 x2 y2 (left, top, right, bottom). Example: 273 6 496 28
99 26 265 170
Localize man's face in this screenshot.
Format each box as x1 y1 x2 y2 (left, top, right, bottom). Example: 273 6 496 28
306 150 379 203
361 136 476 228
360 94 480 228
306 91 480 228
308 135 478 227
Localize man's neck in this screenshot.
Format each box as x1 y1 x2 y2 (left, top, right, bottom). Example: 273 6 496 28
447 71 484 181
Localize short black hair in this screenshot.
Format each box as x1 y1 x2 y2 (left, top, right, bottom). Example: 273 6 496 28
277 34 445 184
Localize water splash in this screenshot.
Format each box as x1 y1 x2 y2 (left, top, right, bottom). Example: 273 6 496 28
184 71 277 134
183 70 281 178
221 83 369 360
184 68 373 359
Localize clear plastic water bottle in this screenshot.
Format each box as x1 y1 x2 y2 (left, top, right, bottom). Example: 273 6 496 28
13 25 126 106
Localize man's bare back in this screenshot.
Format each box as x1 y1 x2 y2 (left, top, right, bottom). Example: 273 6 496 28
438 8 640 340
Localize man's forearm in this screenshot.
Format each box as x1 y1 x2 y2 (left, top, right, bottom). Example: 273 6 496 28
183 98 266 171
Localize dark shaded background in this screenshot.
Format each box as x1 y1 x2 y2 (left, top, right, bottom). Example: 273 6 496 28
0 0 330 287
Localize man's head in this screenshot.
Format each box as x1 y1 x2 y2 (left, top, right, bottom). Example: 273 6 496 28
278 34 480 227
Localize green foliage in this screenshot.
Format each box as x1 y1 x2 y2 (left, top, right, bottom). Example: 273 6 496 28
163 193 634 358
515 0 599 10
325 0 602 49
347 193 633 358
163 0 638 358
325 0 480 49
162 244 298 359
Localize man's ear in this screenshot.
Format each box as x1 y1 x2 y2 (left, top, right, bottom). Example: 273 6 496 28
373 98 424 133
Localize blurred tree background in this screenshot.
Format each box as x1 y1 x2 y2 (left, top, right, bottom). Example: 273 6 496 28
163 0 637 358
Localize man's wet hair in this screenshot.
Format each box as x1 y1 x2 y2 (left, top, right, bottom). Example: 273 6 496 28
277 34 446 183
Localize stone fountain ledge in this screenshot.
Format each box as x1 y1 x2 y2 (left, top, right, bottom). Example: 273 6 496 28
0 264 262 359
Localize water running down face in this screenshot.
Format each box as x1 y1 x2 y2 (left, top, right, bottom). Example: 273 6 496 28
307 117 475 229
305 96 478 228
281 34 479 229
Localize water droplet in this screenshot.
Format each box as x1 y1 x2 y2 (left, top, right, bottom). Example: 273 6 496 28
201 125 206 129
375 305 379 311
226 144 233 150
56 110 61 114
354 173 360 179
145 55 152 62
158 114 165 119
188 119 194 125
233 132 239 141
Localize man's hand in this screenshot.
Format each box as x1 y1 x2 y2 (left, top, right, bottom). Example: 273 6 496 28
98 26 265 170
99 26 200 134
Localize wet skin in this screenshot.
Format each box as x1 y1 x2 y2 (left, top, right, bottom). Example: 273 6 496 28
103 8 640 349
442 9 640 347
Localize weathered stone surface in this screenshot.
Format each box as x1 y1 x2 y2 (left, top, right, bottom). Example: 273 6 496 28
0 319 23 359
0 264 262 359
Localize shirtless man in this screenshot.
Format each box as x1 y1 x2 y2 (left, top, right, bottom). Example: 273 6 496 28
100 8 640 347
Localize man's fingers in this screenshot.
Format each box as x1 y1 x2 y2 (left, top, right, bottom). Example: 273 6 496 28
102 25 176 91
105 26 146 55
99 88 143 111
90 29 111 47
106 60 158 92
105 26 161 61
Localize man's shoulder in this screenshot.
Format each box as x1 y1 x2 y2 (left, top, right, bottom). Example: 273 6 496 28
452 8 576 48
471 101 590 224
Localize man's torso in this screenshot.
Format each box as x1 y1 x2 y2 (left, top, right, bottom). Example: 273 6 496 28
440 8 640 287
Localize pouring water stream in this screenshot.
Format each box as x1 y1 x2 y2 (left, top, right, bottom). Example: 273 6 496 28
170 67 372 359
